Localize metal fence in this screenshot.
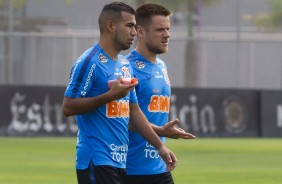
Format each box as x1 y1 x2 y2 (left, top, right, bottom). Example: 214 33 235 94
0 0 282 89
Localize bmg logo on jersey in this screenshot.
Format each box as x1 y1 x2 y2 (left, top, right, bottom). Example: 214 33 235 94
148 95 170 113
106 100 129 118
144 142 160 159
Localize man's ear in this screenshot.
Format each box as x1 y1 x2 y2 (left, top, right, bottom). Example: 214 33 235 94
136 25 145 38
105 20 115 33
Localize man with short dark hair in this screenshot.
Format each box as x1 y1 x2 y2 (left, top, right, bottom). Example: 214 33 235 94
62 2 177 184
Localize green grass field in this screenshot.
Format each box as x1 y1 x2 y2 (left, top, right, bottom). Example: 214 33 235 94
0 138 281 184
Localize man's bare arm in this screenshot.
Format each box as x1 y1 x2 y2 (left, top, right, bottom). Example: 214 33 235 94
63 77 137 116
129 119 196 139
129 103 177 171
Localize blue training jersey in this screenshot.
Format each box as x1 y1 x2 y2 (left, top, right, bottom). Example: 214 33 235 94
64 43 138 169
126 50 171 175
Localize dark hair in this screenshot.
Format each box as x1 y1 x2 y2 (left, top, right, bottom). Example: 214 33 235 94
98 2 135 33
135 3 171 28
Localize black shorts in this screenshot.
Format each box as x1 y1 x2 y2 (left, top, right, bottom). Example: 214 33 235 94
76 161 126 184
125 171 174 184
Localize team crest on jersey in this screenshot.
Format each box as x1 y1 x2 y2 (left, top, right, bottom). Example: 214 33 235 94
98 54 108 63
162 68 170 85
122 66 131 78
135 60 145 69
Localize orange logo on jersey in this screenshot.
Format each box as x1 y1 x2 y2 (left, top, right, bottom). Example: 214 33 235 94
148 95 170 113
106 100 130 118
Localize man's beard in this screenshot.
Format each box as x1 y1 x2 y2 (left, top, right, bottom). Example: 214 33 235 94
146 42 166 55
114 32 131 51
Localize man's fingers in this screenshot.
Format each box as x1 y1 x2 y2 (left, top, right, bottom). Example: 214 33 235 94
166 152 177 171
188 133 196 138
158 146 177 171
172 119 179 125
165 153 172 163
167 119 179 127
184 132 196 139
181 133 196 139
176 128 196 139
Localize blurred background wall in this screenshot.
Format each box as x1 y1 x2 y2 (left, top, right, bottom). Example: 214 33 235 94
0 0 282 137
0 0 281 89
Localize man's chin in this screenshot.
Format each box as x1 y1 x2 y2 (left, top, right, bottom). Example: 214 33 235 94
156 49 167 54
120 43 131 50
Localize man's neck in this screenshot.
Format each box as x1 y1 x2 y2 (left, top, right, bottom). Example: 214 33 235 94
136 46 157 64
99 38 119 61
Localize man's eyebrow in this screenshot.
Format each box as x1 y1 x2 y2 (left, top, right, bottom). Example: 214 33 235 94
127 22 136 26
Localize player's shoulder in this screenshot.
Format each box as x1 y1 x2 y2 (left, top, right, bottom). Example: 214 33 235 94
126 51 136 62
126 51 146 70
76 44 103 64
90 44 109 64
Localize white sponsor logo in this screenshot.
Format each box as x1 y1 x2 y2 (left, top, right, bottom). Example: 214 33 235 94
144 142 160 159
155 71 163 79
162 68 171 86
110 144 128 162
81 63 96 96
114 68 123 76
66 59 81 90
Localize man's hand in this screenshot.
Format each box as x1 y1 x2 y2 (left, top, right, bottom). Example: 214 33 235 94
160 119 196 139
158 145 177 171
107 77 137 100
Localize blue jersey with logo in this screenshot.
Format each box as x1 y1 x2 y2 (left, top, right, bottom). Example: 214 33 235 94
64 43 138 169
126 50 171 175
